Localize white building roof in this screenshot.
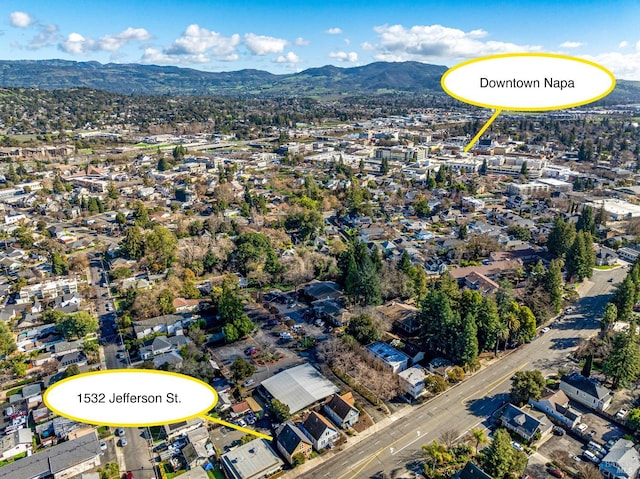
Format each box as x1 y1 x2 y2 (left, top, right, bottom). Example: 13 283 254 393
261 363 339 413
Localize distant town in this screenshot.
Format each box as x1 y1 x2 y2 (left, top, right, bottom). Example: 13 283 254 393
0 89 640 479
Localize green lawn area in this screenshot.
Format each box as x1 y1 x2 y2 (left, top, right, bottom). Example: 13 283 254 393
207 469 225 479
594 264 617 270
0 451 27 466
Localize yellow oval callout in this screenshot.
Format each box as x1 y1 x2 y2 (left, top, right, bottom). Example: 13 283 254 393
43 369 218 427
441 53 615 111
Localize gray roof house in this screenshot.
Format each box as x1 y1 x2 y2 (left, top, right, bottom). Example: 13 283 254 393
301 411 340 451
600 438 640 479
0 430 101 479
500 403 547 442
221 438 284 479
529 389 582 428
275 421 312 464
560 372 613 412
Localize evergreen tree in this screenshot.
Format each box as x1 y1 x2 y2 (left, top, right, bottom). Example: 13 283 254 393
520 161 529 177
544 259 564 314
566 231 595 280
380 157 390 175
476 296 501 352
546 216 576 258
398 250 412 273
576 205 597 236
482 429 527 479
603 330 640 389
601 302 617 334
458 312 479 368
479 157 488 175
613 276 636 322
157 156 171 171
582 354 593 378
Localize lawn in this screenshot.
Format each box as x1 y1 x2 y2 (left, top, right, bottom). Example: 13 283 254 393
594 264 617 270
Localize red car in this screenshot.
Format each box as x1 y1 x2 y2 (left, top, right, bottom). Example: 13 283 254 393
547 468 564 478
125 472 133 479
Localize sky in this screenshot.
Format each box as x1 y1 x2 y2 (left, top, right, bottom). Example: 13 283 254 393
2 0 640 80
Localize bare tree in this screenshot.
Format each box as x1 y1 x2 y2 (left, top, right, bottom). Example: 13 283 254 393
438 429 460 449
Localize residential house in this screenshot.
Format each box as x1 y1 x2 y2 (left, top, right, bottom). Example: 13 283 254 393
182 427 211 469
398 366 431 399
139 335 191 360
302 411 340 451
500 403 547 442
312 298 349 326
377 301 420 336
600 438 640 479
303 281 343 302
596 246 619 266
0 428 33 461
428 358 455 378
462 271 500 295
453 461 494 479
323 393 359 429
0 430 101 479
275 422 312 465
152 351 183 369
529 389 582 428
163 418 204 441
366 342 409 373
133 313 186 339
58 351 87 371
560 373 613 412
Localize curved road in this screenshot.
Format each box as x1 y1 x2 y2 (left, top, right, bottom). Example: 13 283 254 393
299 267 625 479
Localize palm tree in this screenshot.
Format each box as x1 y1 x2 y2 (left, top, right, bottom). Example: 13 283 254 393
470 427 488 454
422 440 451 473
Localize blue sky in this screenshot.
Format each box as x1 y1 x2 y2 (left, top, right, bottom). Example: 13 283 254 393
3 1 640 79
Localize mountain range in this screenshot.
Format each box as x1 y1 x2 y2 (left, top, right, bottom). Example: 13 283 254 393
0 59 637 103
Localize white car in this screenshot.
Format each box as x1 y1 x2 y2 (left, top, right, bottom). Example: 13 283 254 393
616 408 629 419
577 423 588 432
541 327 550 333
511 441 524 452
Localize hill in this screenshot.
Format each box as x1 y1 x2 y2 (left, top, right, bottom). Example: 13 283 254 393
0 59 637 103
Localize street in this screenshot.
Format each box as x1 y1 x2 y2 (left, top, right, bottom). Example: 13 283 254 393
298 267 624 479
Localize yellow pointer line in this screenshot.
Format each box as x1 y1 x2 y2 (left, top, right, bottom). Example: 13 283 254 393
461 362 528 404
464 109 502 152
199 415 273 441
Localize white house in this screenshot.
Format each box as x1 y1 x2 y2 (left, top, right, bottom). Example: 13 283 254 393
398 366 430 399
600 439 640 479
529 389 582 428
366 342 409 374
559 373 613 412
323 393 359 429
302 411 340 451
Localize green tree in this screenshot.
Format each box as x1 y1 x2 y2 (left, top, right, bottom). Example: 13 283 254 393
346 314 381 345
603 330 640 389
122 225 145 260
230 357 256 382
476 295 502 353
292 452 306 467
157 156 172 172
56 311 99 340
545 259 564 314
566 231 595 280
65 364 81 377
144 225 177 272
470 427 488 454
576 205 597 236
115 211 127 225
51 251 68 276
398 250 412 273
132 200 150 228
613 276 636 322
269 399 291 422
0 321 17 356
172 145 188 161
458 313 479 369
601 302 618 334
380 157 389 175
14 226 34 249
626 408 640 431
520 161 529 177
482 428 527 479
506 225 532 242
422 440 452 474
107 181 119 200
479 157 488 175
425 375 448 394
157 289 176 315
414 198 430 218
510 370 545 405
582 354 593 378
285 208 324 241
546 216 576 258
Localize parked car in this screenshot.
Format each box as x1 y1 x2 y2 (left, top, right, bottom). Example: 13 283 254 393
541 327 550 333
572 455 582 462
576 423 588 432
125 472 134 479
511 441 524 452
552 426 565 436
583 450 601 463
608 278 614 282
120 436 127 447
244 347 257 355
616 408 629 419
547 467 565 478
279 332 293 340
100 440 107 451
242 379 255 387
116 427 125 436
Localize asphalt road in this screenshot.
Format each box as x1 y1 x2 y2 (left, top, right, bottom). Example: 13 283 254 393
89 253 157 478
299 267 626 479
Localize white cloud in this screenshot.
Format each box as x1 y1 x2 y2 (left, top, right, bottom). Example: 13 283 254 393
244 33 288 55
28 23 59 49
329 51 358 63
325 27 342 35
294 37 309 46
371 24 540 62
99 27 152 52
165 24 240 57
560 41 583 48
344 38 351 45
584 50 640 80
361 41 375 51
619 41 629 48
274 51 301 64
10 11 32 28
59 27 152 55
